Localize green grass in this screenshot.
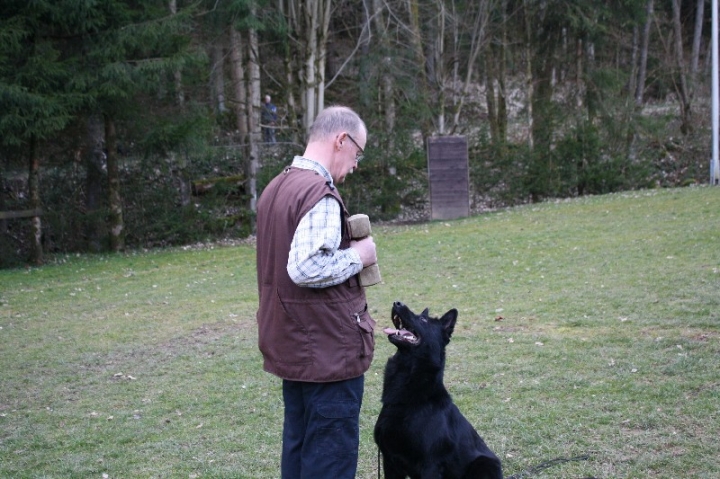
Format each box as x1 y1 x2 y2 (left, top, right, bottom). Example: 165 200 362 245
1 186 719 478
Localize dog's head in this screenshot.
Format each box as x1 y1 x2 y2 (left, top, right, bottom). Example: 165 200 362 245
384 301 457 351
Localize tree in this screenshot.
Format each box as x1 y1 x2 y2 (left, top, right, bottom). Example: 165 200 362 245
636 0 654 106
450 0 494 135
2 0 716 261
279 0 333 133
0 1 87 263
671 0 691 133
78 1 197 251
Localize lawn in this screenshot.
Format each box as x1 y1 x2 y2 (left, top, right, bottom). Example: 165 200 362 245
1 186 719 478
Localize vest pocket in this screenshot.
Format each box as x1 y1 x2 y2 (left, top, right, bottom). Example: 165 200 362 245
349 299 376 359
271 293 313 366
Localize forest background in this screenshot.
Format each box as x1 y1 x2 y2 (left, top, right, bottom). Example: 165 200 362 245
0 0 715 267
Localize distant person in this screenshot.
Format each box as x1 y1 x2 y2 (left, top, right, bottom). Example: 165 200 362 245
255 106 376 479
261 94 278 143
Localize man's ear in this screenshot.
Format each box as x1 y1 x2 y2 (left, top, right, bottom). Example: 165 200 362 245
440 308 458 338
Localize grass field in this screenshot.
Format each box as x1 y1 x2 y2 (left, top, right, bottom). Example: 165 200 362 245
1 186 719 478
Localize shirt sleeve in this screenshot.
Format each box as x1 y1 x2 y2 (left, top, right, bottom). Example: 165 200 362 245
287 196 363 288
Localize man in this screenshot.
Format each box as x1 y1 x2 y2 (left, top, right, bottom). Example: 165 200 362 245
255 106 377 479
261 94 278 143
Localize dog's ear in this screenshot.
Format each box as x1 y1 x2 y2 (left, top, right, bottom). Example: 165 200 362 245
421 307 429 318
440 308 458 338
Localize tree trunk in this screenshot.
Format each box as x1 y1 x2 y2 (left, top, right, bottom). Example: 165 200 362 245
211 42 226 113
169 0 184 106
585 40 598 120
280 0 300 142
247 20 261 223
485 34 508 147
316 0 331 116
358 0 374 110
372 0 395 140
28 138 43 264
435 3 446 134
628 25 639 104
523 0 534 150
451 0 492 135
302 4 317 132
300 0 332 132
496 0 508 145
636 0 653 106
691 0 705 75
248 23 261 138
407 0 432 135
84 114 105 253
105 114 124 252
671 0 691 133
0 167 7 235
282 0 332 135
229 26 248 142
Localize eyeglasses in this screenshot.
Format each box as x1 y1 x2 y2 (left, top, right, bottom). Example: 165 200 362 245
345 133 365 163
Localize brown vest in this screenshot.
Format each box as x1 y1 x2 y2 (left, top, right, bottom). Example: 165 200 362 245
255 167 375 382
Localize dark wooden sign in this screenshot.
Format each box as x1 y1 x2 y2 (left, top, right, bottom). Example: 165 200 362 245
426 136 469 220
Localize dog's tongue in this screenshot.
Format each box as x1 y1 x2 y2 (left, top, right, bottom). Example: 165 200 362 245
384 327 411 336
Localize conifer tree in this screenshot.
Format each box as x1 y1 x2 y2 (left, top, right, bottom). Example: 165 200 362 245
0 1 88 263
1 1 198 257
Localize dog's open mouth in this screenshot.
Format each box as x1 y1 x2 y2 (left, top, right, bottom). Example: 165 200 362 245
383 312 419 344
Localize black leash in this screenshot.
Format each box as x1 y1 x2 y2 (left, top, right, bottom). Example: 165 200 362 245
377 447 381 479
377 448 596 479
506 453 596 479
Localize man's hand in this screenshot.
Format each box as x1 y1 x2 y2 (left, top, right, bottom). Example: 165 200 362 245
350 236 377 267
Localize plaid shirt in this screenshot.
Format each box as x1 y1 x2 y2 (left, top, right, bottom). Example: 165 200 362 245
286 157 363 288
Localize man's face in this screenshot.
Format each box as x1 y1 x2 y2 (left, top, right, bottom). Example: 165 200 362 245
336 131 366 183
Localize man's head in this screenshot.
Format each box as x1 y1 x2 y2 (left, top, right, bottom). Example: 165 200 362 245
304 106 367 184
264 95 271 104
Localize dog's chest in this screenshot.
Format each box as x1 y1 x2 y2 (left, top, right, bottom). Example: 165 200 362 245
375 398 443 444
374 406 422 457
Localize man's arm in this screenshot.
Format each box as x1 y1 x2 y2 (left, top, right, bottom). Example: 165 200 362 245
287 196 363 288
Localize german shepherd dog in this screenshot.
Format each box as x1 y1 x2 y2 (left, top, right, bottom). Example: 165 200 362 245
374 301 503 479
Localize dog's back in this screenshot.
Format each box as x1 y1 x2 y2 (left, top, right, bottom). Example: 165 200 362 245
374 302 502 479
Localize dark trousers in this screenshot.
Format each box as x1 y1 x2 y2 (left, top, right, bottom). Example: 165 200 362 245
281 375 364 479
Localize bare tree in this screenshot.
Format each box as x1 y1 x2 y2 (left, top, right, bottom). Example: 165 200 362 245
211 41 226 113
628 24 639 104
691 0 705 76
247 16 261 218
280 0 332 133
636 0 654 106
450 0 493 135
523 0 534 149
169 0 184 106
406 0 433 134
671 0 691 132
229 26 248 141
484 0 508 146
372 0 395 137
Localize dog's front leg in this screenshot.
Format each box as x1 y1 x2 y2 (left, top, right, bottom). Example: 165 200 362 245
418 465 443 479
380 458 407 479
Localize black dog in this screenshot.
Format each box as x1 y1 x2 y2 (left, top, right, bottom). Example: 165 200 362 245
374 301 503 479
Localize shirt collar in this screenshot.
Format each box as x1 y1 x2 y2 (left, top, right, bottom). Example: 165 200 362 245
291 156 335 189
